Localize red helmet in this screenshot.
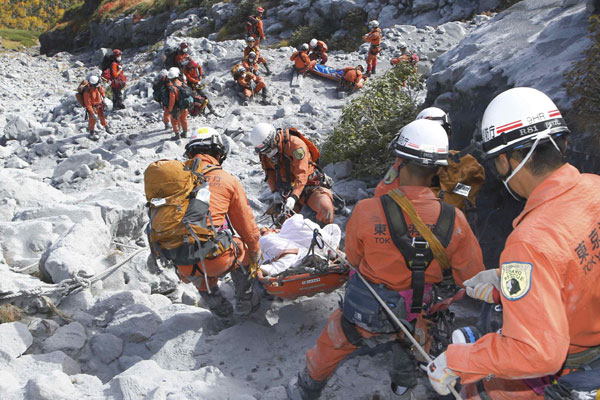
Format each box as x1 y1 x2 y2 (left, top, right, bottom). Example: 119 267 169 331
113 49 122 57
180 42 188 50
257 6 264 13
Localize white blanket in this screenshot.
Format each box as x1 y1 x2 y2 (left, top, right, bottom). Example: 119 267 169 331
259 214 341 276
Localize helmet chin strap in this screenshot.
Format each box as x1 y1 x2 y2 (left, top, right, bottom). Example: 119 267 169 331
501 133 561 201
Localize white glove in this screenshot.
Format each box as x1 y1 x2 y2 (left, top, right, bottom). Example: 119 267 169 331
284 196 296 213
463 269 500 304
427 352 459 396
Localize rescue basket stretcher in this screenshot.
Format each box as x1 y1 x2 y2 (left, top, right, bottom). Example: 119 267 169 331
258 256 350 300
309 63 343 82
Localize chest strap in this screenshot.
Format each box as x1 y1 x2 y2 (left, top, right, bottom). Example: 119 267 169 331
380 188 454 313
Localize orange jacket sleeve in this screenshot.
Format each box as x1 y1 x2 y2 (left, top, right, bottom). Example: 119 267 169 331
287 139 311 199
447 242 569 382
444 208 485 287
83 89 94 115
260 155 277 193
300 52 311 66
290 51 299 62
185 69 199 85
228 178 261 256
257 19 265 40
319 41 328 52
168 85 176 112
111 62 121 79
344 201 366 268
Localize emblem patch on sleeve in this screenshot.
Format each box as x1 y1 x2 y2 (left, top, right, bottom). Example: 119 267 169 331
500 262 533 301
383 166 398 184
293 148 305 160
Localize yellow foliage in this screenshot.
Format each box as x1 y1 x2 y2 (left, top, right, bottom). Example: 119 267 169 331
0 0 82 32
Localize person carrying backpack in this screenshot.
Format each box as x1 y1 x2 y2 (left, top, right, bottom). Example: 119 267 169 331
103 49 126 110
245 6 265 45
236 67 268 104
165 67 190 140
243 36 271 74
249 122 335 225
290 44 316 75
82 75 113 141
152 69 171 130
146 127 262 326
287 119 484 400
340 65 366 92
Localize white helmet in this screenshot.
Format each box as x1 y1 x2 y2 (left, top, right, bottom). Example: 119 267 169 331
248 52 257 61
390 119 449 166
368 20 379 29
159 69 168 78
416 107 452 136
300 43 309 52
167 67 180 79
310 39 318 48
185 127 228 163
246 35 256 43
88 75 100 86
481 87 569 158
250 122 278 156
399 42 407 50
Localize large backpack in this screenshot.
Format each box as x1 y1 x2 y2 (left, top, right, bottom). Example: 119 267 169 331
163 47 178 69
75 80 90 107
172 84 194 110
231 63 243 80
152 79 168 105
287 127 320 162
246 15 259 36
144 158 231 267
100 55 113 72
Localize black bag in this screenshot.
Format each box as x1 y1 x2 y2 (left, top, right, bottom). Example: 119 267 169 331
100 55 113 72
163 48 177 69
175 84 194 110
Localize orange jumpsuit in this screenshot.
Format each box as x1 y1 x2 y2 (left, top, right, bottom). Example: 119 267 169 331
242 59 259 75
166 79 189 134
390 52 419 66
182 63 202 87
244 45 267 65
305 186 484 381
83 85 107 131
446 163 600 400
290 51 316 74
363 27 382 73
237 72 266 98
341 67 365 90
376 154 486 211
174 51 188 68
110 61 126 109
176 154 261 292
247 15 265 44
309 41 328 64
259 129 335 224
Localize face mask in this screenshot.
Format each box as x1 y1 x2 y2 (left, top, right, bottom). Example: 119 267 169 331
183 48 188 53
116 57 122 62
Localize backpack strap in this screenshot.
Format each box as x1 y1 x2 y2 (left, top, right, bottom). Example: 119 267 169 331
381 188 454 313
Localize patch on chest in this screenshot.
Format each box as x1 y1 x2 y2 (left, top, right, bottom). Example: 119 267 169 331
383 166 398 185
293 148 305 160
500 262 533 301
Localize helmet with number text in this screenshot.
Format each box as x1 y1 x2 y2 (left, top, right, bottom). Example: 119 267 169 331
390 119 449 166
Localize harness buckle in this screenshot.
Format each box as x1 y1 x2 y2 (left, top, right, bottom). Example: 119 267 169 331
411 236 429 250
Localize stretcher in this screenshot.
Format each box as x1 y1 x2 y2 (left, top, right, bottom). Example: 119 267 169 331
259 256 350 300
309 63 343 82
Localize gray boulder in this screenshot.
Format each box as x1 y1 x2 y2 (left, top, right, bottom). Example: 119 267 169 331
105 303 162 342
333 180 368 203
25 370 77 400
0 322 33 360
52 153 104 183
91 333 124 364
43 322 87 356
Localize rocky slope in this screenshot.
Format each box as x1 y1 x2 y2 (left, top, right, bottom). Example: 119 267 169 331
0 1 596 399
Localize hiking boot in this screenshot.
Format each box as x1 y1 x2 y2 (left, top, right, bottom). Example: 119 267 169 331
181 130 188 138
171 132 181 141
199 288 234 325
264 63 272 75
164 122 170 130
105 126 114 134
230 267 260 316
287 368 327 400
372 66 377 75
87 130 99 141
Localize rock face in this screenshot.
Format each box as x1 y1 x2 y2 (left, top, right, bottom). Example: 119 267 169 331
0 322 33 359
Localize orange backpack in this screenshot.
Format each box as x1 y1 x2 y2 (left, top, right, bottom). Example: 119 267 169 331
287 127 320 162
75 80 90 107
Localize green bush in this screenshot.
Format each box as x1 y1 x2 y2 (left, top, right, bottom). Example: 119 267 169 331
321 62 425 178
0 28 40 47
564 15 600 150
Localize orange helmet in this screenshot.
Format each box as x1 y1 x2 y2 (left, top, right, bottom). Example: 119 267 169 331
113 49 122 57
257 6 264 13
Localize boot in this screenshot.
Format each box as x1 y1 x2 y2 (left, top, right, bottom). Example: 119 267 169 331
372 65 377 75
164 122 170 130
199 288 234 325
264 63 272 75
230 267 259 316
287 368 327 400
87 130 99 141
389 342 417 396
261 88 270 105
181 130 188 138
105 125 114 134
171 131 181 141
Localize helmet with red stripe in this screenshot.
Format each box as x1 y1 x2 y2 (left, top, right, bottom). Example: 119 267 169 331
481 87 570 158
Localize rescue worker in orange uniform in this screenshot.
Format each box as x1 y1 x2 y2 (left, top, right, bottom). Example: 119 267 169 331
246 6 265 45
174 42 189 68
175 127 262 325
236 66 268 104
426 87 600 399
376 107 486 213
153 69 171 130
390 43 419 67
288 119 485 399
243 36 271 74
181 58 217 116
242 52 260 75
363 20 382 76
308 38 328 64
165 67 189 140
83 75 112 141
340 65 366 92
109 49 126 110
250 123 336 226
291 43 316 75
